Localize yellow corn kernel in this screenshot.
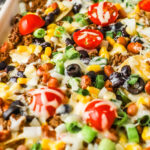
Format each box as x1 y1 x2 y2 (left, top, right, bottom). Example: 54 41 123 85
86 65 101 72
28 44 36 54
142 127 150 141
135 5 140 13
115 3 122 10
106 37 115 46
77 94 92 104
110 43 127 55
62 22 76 34
47 24 57 30
41 54 51 62
87 86 100 99
44 7 54 15
17 78 28 84
125 144 142 150
137 97 147 108
119 132 127 144
44 35 51 42
17 46 28 53
45 47 52 56
58 3 67 11
99 46 110 60
54 141 66 150
42 138 51 150
47 29 55 38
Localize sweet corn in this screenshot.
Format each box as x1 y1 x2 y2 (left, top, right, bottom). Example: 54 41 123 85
99 46 110 60
47 24 57 30
119 132 127 144
45 47 52 56
137 97 147 108
28 44 36 54
44 35 51 42
44 7 54 15
17 78 28 84
62 22 76 34
125 144 142 150
115 3 122 10
87 86 100 99
142 127 150 141
77 94 92 104
106 37 115 46
54 141 66 150
17 46 28 53
110 43 127 55
41 54 51 62
86 65 101 72
42 138 51 150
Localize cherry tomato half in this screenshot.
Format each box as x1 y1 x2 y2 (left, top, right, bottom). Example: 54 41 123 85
28 88 65 119
19 14 45 35
88 2 118 27
83 99 117 131
73 29 103 49
139 0 150 12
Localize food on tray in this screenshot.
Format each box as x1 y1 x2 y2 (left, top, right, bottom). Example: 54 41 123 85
0 0 150 150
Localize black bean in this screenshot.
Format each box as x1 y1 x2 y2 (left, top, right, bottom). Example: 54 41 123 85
26 115 35 123
11 100 24 107
79 50 89 59
9 77 18 82
65 38 75 46
66 64 82 77
123 77 145 95
0 61 7 70
45 13 55 26
40 42 51 49
109 72 125 88
121 65 131 78
86 71 97 82
72 4 82 14
53 8 60 15
3 106 20 120
17 71 26 78
6 66 15 73
33 38 45 45
111 22 123 31
56 104 73 115
121 27 130 37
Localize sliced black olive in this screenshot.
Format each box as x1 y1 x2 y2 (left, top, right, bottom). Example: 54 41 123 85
65 38 75 46
86 71 97 82
56 104 73 115
79 50 89 59
121 65 131 78
40 42 51 49
3 106 20 120
66 64 82 77
72 4 82 14
121 27 130 37
123 77 145 94
6 65 15 73
0 61 7 70
109 72 125 88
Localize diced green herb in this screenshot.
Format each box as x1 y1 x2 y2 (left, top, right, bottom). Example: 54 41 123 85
63 16 73 23
95 75 105 89
127 74 139 85
66 122 82 133
56 61 64 75
106 31 114 38
31 143 42 150
77 88 89 96
54 26 66 37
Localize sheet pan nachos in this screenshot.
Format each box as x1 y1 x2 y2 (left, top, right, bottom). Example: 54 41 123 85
1 0 150 149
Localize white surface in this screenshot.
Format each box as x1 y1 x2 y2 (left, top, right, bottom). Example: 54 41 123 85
0 0 19 45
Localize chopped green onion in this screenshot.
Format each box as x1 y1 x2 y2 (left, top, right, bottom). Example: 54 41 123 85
114 110 128 127
81 125 97 143
126 125 139 143
54 26 66 37
95 75 105 89
127 74 139 85
116 31 122 37
68 78 80 91
66 45 74 51
66 122 82 133
77 88 89 96
138 115 150 126
116 89 131 106
65 48 80 59
56 61 64 75
98 139 116 150
33 28 46 38
31 143 42 150
106 31 114 38
63 16 73 23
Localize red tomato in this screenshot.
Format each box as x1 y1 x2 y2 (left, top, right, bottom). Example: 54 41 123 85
139 0 150 12
19 14 45 35
88 2 118 26
83 99 117 131
28 88 65 119
73 29 103 49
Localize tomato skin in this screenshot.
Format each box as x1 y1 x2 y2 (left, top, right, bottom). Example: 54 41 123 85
19 14 45 35
88 2 118 27
73 29 103 49
83 99 117 131
139 0 150 12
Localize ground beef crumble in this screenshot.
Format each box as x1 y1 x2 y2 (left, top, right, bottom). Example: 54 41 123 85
27 53 39 64
10 14 22 26
48 115 63 128
21 34 33 46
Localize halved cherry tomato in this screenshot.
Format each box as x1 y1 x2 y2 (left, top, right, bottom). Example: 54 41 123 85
73 29 103 49
88 2 118 27
19 14 45 35
83 99 117 131
139 0 150 12
28 88 65 119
